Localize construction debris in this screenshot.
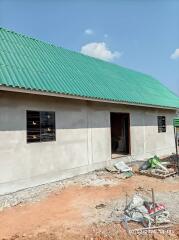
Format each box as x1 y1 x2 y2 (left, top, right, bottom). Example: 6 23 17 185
108 187 173 236
122 171 133 178
95 203 106 209
114 161 132 172
106 155 176 180
139 155 176 179
119 191 171 234
140 169 176 179
105 165 118 173
106 161 134 179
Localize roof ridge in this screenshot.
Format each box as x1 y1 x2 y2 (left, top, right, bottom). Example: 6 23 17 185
0 27 62 49
0 27 155 80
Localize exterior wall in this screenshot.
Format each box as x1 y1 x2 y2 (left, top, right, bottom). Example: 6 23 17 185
0 91 176 194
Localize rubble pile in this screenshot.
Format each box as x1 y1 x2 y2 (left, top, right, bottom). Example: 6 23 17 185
139 155 176 179
108 192 172 234
122 194 170 227
106 161 134 179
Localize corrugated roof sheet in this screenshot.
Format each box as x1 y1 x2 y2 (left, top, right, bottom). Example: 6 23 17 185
0 27 179 109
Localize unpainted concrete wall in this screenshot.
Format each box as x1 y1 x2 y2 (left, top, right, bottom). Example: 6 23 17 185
0 91 176 194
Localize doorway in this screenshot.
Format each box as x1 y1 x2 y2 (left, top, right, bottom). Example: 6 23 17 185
110 112 130 158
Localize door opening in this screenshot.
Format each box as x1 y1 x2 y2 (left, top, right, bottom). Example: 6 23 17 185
110 112 130 158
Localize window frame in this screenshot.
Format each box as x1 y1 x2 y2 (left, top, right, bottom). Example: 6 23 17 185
26 110 56 143
157 116 166 133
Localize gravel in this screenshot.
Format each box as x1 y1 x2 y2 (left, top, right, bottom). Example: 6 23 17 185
0 170 117 210
155 191 179 223
0 180 65 210
1 170 178 226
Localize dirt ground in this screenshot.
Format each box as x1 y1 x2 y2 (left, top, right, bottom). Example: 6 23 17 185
0 171 179 240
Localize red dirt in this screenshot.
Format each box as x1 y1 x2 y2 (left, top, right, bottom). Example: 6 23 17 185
0 175 179 239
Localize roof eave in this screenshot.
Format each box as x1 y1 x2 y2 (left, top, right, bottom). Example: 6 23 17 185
0 85 178 110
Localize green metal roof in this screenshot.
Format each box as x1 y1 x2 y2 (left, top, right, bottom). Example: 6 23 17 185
0 28 179 109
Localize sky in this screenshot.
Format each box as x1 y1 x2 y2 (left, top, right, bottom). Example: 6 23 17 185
0 0 179 96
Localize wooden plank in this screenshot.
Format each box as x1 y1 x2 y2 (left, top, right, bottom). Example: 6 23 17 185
139 171 176 179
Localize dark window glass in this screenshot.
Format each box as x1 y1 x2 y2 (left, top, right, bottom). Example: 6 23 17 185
27 111 56 143
27 111 40 143
158 116 166 133
40 112 56 142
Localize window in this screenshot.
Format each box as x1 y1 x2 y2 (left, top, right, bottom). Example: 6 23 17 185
27 111 56 143
158 116 166 133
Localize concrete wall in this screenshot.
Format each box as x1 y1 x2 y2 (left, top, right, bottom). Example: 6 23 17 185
0 91 176 194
